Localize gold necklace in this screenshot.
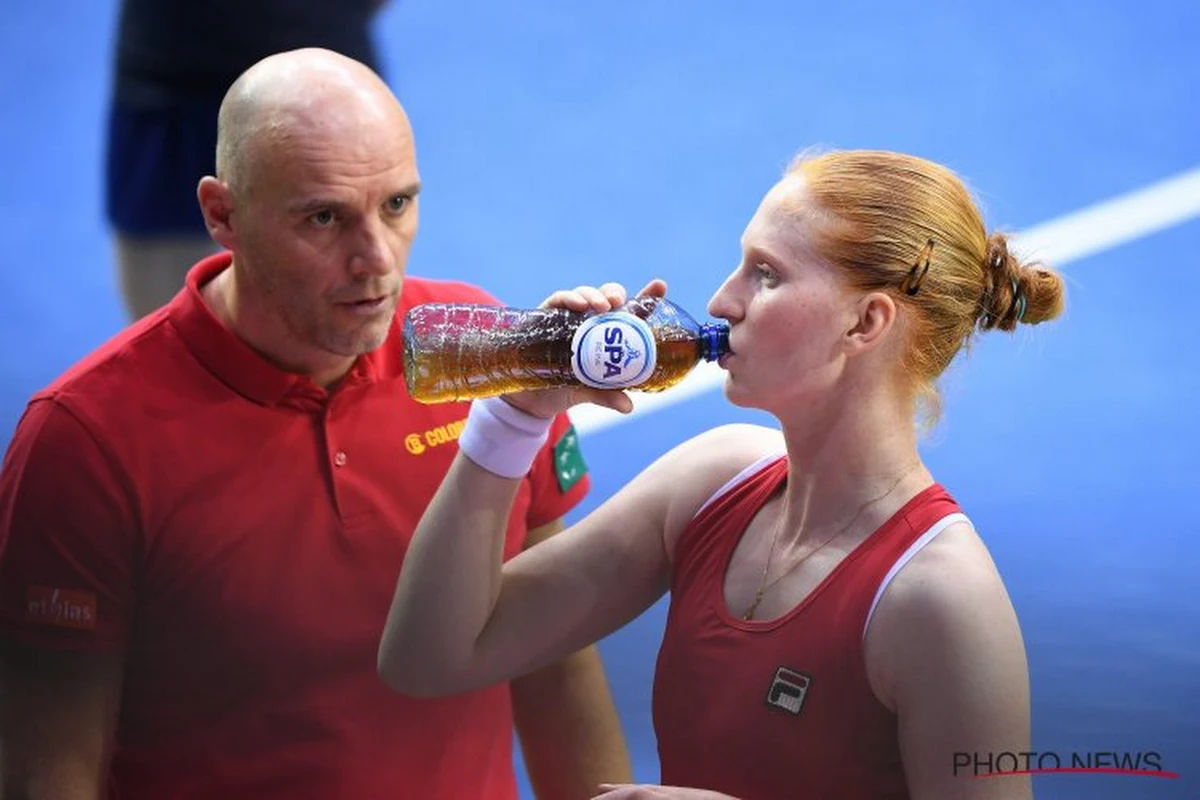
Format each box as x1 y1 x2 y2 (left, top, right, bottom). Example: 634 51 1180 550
740 466 917 621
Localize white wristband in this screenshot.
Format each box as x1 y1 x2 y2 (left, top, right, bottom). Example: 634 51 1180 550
457 396 554 479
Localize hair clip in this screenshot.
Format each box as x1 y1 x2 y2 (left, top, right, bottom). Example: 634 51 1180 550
1005 278 1027 323
900 238 935 296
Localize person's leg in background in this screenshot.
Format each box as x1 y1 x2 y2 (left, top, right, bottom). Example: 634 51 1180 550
115 238 220 319
104 0 393 322
106 99 222 320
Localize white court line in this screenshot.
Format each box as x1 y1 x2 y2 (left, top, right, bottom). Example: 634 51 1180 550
569 165 1200 437
1011 165 1200 266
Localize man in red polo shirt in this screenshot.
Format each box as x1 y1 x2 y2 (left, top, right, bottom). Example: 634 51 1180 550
0 48 630 799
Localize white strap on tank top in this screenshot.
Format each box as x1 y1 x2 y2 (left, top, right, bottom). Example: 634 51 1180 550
861 512 971 641
692 451 787 520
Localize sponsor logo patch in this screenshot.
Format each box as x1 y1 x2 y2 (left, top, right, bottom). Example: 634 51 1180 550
765 666 811 715
554 424 588 492
405 417 469 456
25 586 97 631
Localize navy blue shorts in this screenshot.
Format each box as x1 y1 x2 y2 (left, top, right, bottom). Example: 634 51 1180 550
105 98 221 236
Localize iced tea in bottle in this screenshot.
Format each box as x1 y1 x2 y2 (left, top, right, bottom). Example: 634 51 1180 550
403 295 729 404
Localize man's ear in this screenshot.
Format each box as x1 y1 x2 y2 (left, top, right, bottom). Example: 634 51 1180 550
197 176 237 250
844 291 897 355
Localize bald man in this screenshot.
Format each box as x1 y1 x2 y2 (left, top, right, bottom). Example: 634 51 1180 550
0 49 630 799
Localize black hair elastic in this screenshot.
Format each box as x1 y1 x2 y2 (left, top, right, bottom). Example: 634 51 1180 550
1005 278 1028 323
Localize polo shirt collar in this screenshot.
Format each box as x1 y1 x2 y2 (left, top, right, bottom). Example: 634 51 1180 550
167 253 378 407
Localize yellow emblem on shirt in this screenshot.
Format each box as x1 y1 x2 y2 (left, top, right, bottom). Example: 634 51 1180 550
405 417 468 456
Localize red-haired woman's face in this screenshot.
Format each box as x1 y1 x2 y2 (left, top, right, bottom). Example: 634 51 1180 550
707 176 862 414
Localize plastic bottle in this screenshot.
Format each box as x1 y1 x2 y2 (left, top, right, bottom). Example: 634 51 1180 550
402 295 730 404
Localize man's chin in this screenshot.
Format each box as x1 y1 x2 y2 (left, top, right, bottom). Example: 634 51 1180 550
319 321 388 357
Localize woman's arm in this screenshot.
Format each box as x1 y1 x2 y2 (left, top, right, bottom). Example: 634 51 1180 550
866 521 1032 800
378 424 671 696
377 418 782 698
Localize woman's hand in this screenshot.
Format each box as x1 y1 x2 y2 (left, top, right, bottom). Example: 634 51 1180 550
501 278 668 420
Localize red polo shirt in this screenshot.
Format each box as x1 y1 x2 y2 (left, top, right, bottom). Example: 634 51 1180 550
0 253 590 799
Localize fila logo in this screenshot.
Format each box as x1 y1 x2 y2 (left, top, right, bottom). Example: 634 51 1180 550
765 666 811 716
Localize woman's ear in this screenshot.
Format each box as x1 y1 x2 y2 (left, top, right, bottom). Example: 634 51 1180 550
844 291 897 355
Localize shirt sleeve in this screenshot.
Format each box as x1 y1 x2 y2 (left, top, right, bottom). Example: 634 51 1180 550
0 398 138 651
523 411 591 530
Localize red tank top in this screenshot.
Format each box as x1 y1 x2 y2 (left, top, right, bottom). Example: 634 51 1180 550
652 455 967 800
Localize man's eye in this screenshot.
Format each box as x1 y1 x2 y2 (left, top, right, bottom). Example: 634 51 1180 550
387 195 410 214
310 209 336 227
